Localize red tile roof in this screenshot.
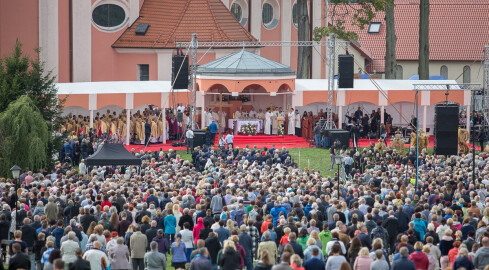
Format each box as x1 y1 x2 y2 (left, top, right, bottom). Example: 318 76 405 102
113 0 257 48
336 0 489 72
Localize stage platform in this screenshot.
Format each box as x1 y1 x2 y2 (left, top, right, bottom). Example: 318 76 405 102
124 134 482 152
124 135 311 152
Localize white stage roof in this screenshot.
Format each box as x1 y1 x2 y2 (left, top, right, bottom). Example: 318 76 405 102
56 79 461 95
295 79 460 91
56 81 188 95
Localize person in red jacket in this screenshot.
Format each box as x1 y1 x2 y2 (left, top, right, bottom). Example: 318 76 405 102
408 241 429 270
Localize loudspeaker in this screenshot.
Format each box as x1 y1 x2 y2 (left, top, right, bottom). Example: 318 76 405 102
338 55 354 88
328 129 350 148
434 104 458 155
172 55 189 89
193 129 206 148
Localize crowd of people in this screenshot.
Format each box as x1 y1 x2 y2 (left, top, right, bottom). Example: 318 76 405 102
11 104 489 270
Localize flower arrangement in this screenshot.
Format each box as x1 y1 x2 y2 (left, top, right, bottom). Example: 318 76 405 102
240 123 257 135
278 124 284 136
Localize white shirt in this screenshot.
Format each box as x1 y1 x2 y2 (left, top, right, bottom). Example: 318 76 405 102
225 134 234 143
177 105 185 112
186 129 194 139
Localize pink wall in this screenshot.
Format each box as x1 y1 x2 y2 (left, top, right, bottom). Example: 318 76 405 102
0 0 39 59
58 0 70 82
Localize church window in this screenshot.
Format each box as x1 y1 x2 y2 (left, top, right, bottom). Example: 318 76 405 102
231 3 243 23
262 0 279 29
138 64 149 81
292 3 298 28
92 3 127 31
440 65 448 79
463 66 471 83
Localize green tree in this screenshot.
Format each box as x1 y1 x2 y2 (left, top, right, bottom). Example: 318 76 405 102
0 40 64 170
0 96 50 177
313 0 389 42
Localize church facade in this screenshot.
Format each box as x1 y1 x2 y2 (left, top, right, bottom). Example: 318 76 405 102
3 0 487 85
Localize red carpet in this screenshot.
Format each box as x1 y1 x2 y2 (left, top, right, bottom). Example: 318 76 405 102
124 135 482 152
124 135 311 152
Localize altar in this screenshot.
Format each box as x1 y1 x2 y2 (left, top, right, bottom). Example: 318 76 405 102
228 119 263 133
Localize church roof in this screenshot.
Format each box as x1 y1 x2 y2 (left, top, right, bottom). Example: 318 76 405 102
112 0 257 49
337 0 489 72
197 49 296 77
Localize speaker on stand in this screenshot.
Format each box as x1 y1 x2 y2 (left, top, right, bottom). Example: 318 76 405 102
171 55 189 89
434 104 459 155
338 54 354 89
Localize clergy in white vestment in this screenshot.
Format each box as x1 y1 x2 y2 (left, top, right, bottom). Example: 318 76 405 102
234 109 242 119
205 108 214 127
271 109 279 135
288 108 295 135
264 109 272 135
249 108 257 118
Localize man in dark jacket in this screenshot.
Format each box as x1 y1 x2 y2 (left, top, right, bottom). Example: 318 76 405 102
68 248 91 270
80 208 96 233
135 204 151 224
394 206 410 233
392 247 415 270
145 221 158 250
204 232 221 266
238 225 253 270
382 210 399 254
178 209 194 230
9 243 30 270
190 248 213 270
288 233 304 258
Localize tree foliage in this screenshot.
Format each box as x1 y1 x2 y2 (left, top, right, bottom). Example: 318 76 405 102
313 0 389 42
0 40 64 173
0 96 50 177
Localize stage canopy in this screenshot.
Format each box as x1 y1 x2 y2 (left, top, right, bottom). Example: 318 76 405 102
86 143 142 166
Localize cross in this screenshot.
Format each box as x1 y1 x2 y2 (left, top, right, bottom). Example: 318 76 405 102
207 93 233 140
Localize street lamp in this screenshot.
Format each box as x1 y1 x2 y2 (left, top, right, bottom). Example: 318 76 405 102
334 155 344 200
10 165 20 229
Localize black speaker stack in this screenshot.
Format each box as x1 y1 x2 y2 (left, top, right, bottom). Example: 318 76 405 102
171 55 189 89
338 55 354 88
434 104 459 155
324 129 350 148
192 129 206 148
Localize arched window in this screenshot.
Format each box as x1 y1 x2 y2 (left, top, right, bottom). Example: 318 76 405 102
463 66 471 83
231 2 242 23
262 0 279 29
395 65 403 79
440 65 448 79
292 3 298 28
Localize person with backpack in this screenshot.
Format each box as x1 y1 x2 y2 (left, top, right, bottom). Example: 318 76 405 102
370 220 389 252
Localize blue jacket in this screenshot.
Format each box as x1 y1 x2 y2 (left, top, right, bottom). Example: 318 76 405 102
304 257 325 270
238 232 253 258
52 227 64 248
215 227 230 245
209 122 218 133
392 257 415 270
270 205 287 226
164 215 177 234
64 142 73 155
413 218 427 240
